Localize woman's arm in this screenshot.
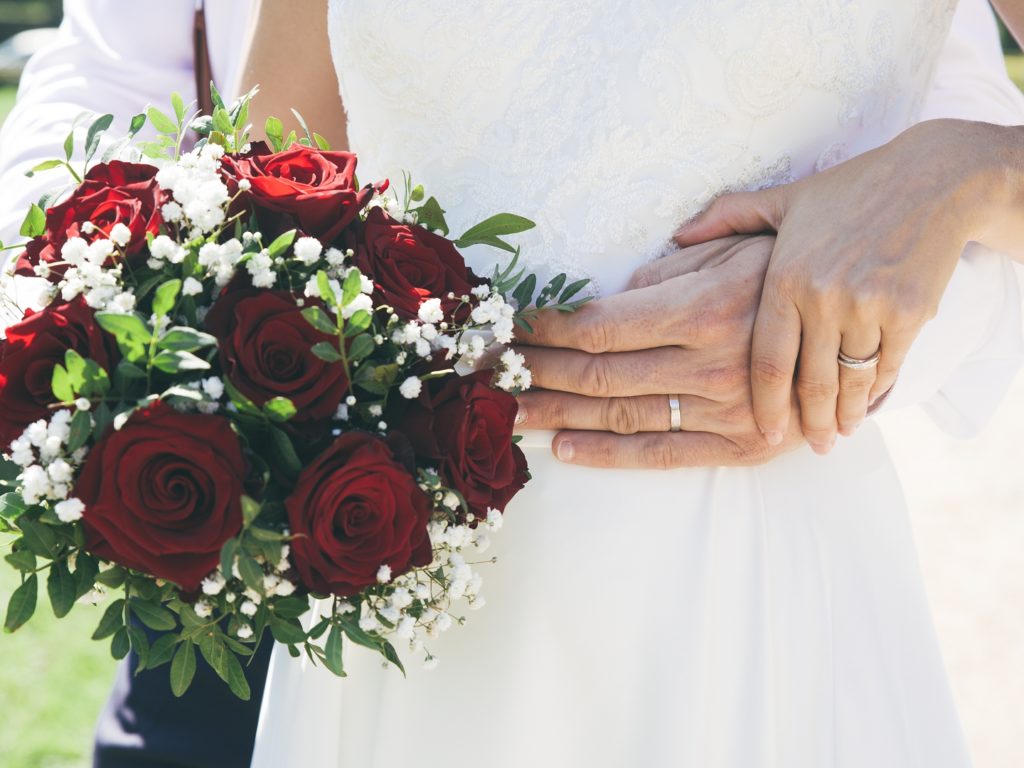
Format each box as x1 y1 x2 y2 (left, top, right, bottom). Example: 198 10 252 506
236 0 348 150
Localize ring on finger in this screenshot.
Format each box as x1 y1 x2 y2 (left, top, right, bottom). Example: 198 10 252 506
837 347 881 370
668 395 682 432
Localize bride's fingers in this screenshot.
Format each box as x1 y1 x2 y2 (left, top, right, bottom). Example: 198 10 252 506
515 391 737 435
835 326 881 436
869 327 914 404
550 430 768 469
625 236 749 289
795 323 842 454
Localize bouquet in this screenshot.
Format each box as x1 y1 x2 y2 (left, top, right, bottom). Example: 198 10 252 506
0 87 589 699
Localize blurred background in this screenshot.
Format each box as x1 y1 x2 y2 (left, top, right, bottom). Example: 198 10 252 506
1 2 1023 767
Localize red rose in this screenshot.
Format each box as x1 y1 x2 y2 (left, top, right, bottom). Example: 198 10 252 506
286 432 433 596
399 370 528 518
15 161 164 279
205 285 349 423
353 207 486 321
0 297 119 449
77 403 247 592
221 143 377 243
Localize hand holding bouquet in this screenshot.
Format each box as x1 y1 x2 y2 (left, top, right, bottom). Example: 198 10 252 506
0 87 589 698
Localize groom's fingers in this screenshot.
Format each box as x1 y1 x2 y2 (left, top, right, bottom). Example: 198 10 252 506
518 345 724 398
516 391 735 434
549 430 776 469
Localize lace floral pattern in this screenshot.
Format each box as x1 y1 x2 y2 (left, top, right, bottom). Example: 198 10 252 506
329 0 957 294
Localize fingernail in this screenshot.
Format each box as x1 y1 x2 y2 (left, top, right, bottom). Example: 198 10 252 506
811 438 836 455
556 440 575 462
515 405 527 426
764 430 783 446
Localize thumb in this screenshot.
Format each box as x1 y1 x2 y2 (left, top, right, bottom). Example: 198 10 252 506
673 188 788 247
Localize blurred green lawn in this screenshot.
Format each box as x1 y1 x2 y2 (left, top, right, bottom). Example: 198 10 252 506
0 55 1023 768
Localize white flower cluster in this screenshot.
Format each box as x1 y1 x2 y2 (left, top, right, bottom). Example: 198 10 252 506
469 291 516 344
154 142 230 235
171 376 226 415
359 506 503 670
198 239 245 287
9 410 89 517
56 237 136 313
197 540 298 640
495 348 532 392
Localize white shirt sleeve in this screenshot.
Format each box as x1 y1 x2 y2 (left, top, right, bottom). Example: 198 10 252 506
0 1 200 256
879 0 1024 437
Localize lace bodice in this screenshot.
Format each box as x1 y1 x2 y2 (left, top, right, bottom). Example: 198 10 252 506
328 0 958 294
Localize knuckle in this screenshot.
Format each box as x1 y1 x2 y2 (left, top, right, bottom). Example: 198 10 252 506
627 264 660 290
838 372 873 394
578 313 614 354
603 398 643 435
581 357 614 397
640 438 679 470
796 376 839 403
752 356 791 388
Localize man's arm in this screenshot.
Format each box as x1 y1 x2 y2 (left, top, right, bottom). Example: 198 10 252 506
0 1 203 258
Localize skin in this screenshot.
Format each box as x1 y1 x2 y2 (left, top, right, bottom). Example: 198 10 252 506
674 119 1024 455
237 0 349 150
516 236 805 469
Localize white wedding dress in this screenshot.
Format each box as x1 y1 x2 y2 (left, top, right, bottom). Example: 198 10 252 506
251 2 1024 766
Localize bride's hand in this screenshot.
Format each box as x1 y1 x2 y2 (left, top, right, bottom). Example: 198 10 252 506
514 236 804 469
673 118 1024 453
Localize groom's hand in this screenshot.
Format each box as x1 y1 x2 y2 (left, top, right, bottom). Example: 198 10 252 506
515 235 805 469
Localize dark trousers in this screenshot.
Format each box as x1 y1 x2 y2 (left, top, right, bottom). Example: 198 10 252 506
92 630 273 768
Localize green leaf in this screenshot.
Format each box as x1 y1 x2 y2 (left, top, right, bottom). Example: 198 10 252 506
352 362 398 396
157 327 217 352
410 184 425 202
268 426 302 480
381 640 406 676
170 641 197 697
212 106 234 135
146 106 178 134
128 112 147 137
269 616 307 645
290 109 313 142
347 334 375 363
129 598 177 631
414 197 448 235
152 279 182 319
558 277 591 304
316 270 336 305
220 538 239 579
0 492 27 521
66 409 93 453
63 129 74 162
222 378 262 417
343 310 373 337
310 342 343 363
4 549 36 572
341 269 363 307
171 92 186 123
536 273 567 308
91 599 126 640
265 116 284 152
237 554 265 594
272 596 311 620
323 623 346 676
512 274 538 309
262 397 297 423
63 348 87 388
127 624 151 673
115 360 147 380
85 113 115 164
47 560 77 618
111 627 131 660
151 349 211 373
73 553 100 599
210 81 226 111
51 364 73 403
224 649 251 700
455 213 535 249
25 159 65 177
18 517 57 558
147 634 179 670
312 132 330 151
301 306 339 336
95 312 152 346
4 575 38 632
240 495 261 527
266 229 296 259
20 203 46 238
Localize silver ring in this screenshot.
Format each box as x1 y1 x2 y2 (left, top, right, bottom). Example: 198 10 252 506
668 395 682 432
838 348 881 371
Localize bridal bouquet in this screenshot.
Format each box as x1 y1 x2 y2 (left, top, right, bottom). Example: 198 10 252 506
0 88 589 698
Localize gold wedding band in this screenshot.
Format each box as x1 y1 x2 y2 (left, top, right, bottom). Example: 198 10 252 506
668 395 682 432
838 348 881 371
